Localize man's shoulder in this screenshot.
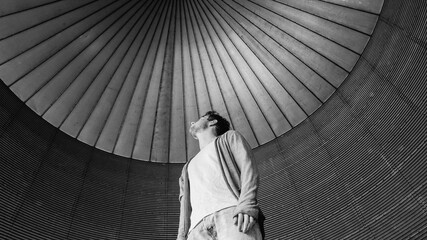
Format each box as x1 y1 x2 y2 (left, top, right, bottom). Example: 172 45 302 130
219 130 246 144
219 130 236 140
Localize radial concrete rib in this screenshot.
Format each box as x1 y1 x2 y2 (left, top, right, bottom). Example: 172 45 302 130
0 0 380 162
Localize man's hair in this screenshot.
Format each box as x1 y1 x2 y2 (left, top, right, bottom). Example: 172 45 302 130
203 110 230 136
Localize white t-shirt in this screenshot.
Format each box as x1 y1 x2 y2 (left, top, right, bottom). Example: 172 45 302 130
188 139 238 232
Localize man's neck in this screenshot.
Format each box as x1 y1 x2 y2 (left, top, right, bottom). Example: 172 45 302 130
196 131 217 150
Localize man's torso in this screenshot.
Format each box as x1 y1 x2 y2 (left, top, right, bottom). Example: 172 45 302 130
187 139 237 231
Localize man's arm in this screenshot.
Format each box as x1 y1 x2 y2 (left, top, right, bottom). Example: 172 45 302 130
226 131 260 232
177 168 189 240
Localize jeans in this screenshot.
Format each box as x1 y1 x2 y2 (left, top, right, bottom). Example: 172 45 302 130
187 207 262 240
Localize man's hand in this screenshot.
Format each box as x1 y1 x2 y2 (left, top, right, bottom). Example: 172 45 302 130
233 213 255 233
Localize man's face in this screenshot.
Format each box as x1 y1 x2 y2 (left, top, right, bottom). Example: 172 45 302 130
189 115 210 139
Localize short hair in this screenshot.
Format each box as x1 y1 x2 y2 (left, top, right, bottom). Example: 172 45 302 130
203 110 230 136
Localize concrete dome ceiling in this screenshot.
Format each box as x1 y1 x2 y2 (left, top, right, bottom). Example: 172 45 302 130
0 0 383 163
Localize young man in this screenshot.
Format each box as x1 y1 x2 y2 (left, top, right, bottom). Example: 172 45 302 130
177 111 264 240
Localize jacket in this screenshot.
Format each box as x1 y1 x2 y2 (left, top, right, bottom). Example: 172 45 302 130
177 130 265 239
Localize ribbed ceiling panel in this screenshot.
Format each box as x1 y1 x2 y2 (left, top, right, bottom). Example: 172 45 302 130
0 0 382 162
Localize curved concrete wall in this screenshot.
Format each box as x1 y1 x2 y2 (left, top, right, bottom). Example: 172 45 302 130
0 0 382 163
253 0 427 238
0 0 426 239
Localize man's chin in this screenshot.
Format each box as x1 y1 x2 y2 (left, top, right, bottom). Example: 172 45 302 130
191 132 198 140
189 130 198 140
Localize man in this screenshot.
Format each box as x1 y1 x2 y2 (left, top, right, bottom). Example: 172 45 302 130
177 111 264 240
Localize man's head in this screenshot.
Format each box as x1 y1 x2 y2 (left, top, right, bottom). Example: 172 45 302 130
189 111 230 138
